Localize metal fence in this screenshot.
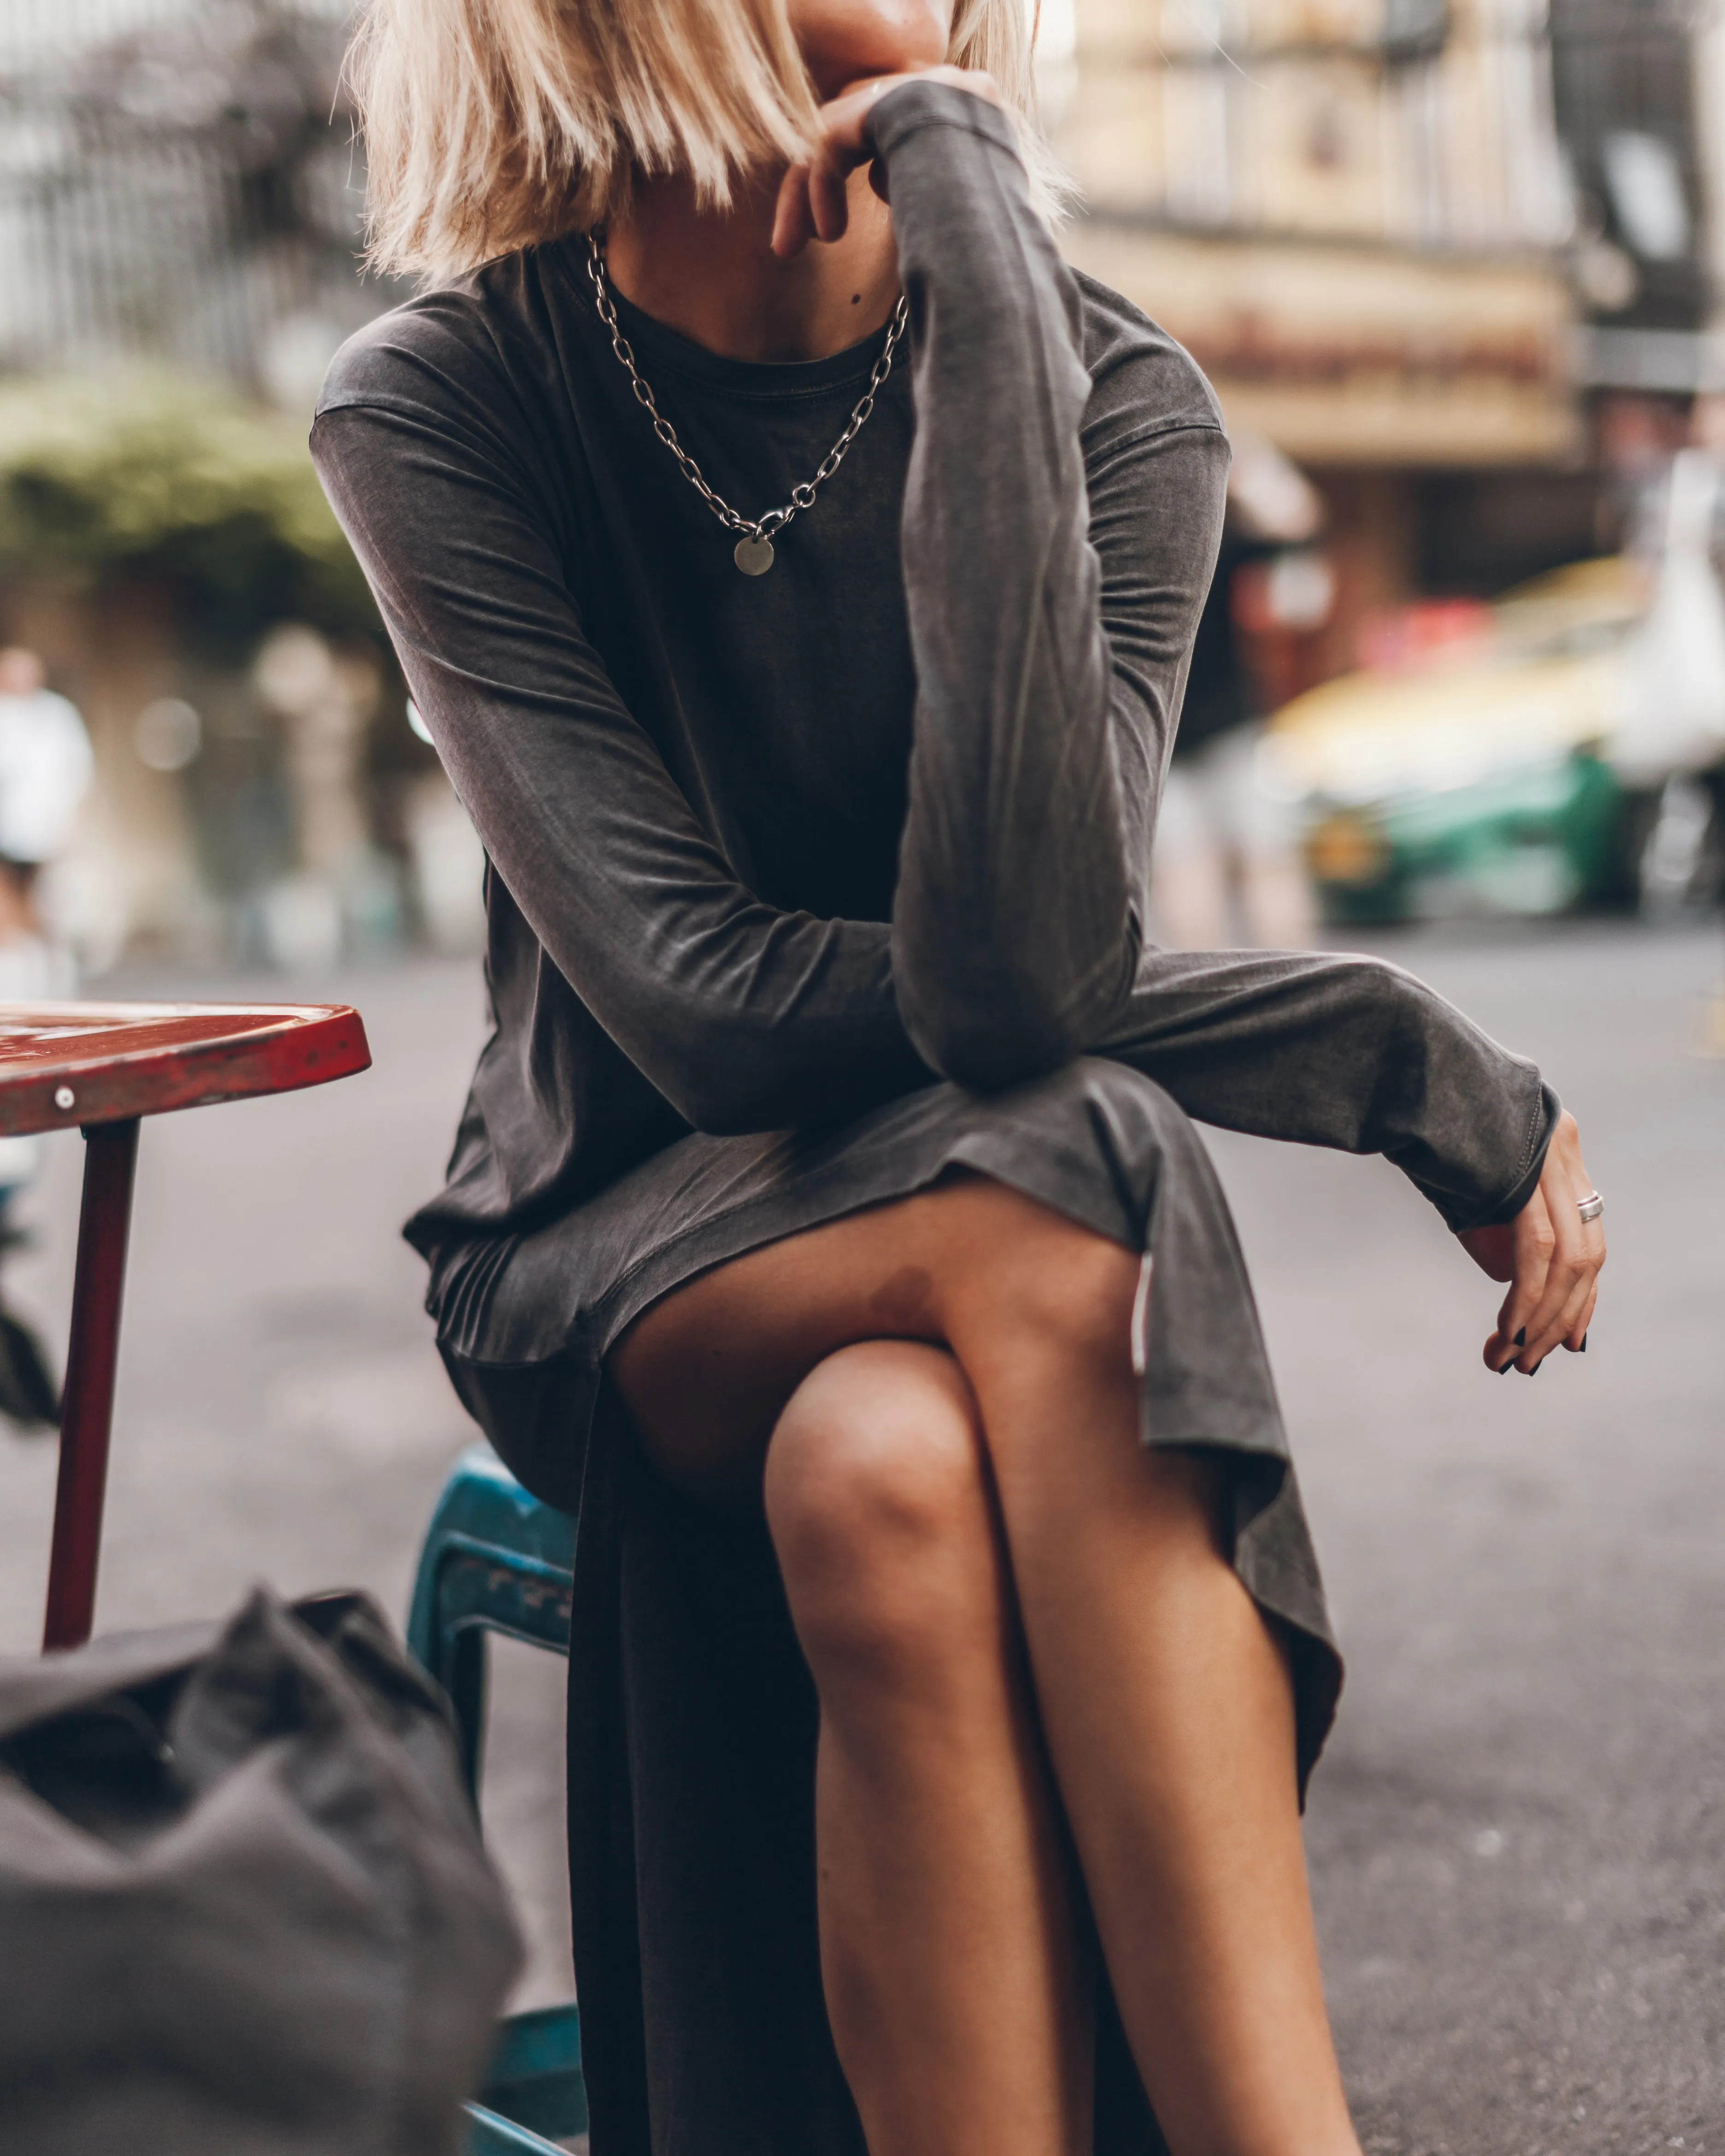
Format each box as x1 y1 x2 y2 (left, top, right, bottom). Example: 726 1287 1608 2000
0 0 387 395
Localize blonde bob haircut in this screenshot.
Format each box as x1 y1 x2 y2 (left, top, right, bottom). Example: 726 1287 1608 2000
352 0 1062 283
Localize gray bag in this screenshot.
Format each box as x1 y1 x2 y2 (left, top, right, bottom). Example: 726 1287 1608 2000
0 1587 522 2155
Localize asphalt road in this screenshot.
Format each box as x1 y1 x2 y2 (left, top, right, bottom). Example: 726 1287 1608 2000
0 920 1719 2155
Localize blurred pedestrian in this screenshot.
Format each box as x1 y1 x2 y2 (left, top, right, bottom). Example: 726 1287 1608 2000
1152 435 1327 949
0 646 93 1428
0 648 92 994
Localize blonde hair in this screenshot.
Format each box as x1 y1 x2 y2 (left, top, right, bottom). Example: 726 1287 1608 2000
351 0 1062 283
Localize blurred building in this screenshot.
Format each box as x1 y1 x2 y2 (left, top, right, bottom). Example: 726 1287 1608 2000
0 0 378 402
1050 0 1723 677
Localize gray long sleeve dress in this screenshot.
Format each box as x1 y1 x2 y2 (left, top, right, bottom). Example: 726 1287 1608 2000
313 81 1557 2156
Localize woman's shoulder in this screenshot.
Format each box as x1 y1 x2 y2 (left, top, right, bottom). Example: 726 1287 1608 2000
316 249 573 431
1071 270 1224 441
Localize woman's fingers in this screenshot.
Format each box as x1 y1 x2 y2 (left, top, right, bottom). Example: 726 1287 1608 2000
771 68 1001 258
810 143 854 241
770 135 863 256
1494 1238 1601 1371
1556 1269 1597 1354
1567 1278 1599 1353
1544 1112 1605 1359
1483 1112 1605 1373
1484 1186 1556 1370
771 80 886 258
1519 1180 1589 1365
771 162 818 258
1540 1229 1600 1360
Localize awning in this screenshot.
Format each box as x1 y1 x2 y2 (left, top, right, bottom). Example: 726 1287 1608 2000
1062 221 1583 467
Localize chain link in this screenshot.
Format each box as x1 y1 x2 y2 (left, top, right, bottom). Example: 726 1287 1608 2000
586 233 908 549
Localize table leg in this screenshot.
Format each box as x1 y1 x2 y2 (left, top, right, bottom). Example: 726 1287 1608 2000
42 1118 141 1652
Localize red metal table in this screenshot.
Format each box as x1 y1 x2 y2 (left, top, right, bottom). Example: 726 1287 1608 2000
0 1001 371 1651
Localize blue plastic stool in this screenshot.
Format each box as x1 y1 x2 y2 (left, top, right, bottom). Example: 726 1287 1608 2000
406 1446 583 2154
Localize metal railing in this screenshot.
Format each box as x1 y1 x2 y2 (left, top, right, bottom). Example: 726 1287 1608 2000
0 0 383 392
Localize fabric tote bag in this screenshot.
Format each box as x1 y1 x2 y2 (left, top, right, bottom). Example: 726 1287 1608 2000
0 1586 522 2156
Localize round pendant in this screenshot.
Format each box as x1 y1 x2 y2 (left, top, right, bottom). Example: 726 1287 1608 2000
734 535 774 576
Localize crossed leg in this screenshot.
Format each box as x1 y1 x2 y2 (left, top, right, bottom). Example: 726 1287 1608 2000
610 1173 1360 2156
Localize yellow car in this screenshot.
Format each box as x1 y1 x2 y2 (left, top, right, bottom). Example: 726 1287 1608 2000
1263 558 1647 922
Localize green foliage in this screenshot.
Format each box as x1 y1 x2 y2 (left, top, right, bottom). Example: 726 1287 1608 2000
0 372 378 653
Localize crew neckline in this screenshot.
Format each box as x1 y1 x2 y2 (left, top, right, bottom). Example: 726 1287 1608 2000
556 238 898 401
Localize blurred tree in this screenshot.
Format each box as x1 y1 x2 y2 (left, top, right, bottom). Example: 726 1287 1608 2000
0 8 451 964
0 372 377 659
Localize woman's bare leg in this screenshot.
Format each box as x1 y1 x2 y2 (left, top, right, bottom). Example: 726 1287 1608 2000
766 1341 1092 2156
611 1175 1360 2156
933 1196 1355 2156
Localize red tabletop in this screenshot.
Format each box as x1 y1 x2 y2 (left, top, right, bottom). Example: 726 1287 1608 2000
0 998 374 1649
0 1001 370 1136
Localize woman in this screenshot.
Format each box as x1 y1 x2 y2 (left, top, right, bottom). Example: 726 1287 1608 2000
314 0 1606 2148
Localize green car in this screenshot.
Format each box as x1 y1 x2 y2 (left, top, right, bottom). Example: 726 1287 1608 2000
1264 559 1647 923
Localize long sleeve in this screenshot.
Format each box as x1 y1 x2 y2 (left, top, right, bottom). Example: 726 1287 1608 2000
311 395 928 1137
869 81 1228 1088
1101 948 1560 1231
866 82 1555 1230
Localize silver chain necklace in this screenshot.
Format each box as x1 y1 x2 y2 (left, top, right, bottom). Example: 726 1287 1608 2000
586 232 908 576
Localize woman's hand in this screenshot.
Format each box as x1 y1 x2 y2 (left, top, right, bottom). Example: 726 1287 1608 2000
771 66 1000 258
1457 1111 1605 1374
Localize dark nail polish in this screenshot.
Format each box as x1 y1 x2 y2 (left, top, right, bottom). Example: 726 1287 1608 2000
1514 1329 1526 1348
1580 1332 1588 1353
1526 1359 1543 1376
1498 1360 1514 1375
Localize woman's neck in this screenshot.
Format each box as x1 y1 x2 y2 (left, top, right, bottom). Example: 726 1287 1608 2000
603 169 899 363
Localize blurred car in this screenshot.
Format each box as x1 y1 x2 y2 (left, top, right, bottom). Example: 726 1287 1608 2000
1262 558 1650 923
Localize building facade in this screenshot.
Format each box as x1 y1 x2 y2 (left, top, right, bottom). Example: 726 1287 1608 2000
1050 0 1722 671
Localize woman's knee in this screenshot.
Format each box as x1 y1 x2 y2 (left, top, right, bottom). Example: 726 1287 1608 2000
764 1341 1001 1686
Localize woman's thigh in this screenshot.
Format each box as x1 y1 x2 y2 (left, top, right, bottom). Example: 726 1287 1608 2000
609 1171 1141 1497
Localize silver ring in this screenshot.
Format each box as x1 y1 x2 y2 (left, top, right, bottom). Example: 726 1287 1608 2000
1577 1191 1604 1224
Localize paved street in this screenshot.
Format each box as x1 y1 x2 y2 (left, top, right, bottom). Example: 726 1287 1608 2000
0 921 1720 2154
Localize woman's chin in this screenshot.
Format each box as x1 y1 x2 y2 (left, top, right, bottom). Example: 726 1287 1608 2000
791 0 949 98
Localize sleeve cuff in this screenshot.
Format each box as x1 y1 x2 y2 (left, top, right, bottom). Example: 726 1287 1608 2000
864 77 1024 165
1449 1080 1562 1233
